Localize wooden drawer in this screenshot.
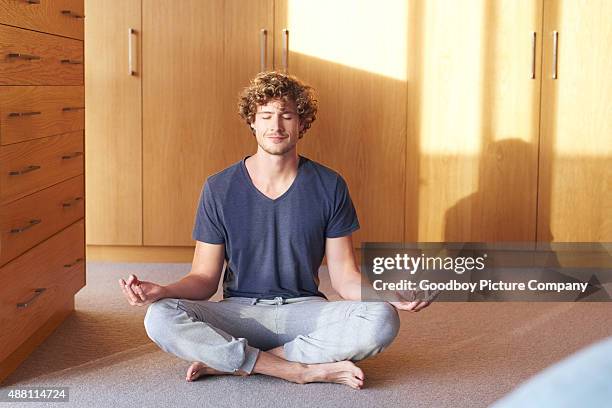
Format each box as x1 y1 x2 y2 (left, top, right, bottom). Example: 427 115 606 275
0 130 83 205
0 175 84 266
0 86 84 145
0 0 84 40
0 24 83 85
0 219 84 363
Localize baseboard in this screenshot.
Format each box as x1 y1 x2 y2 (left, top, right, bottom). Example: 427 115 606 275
86 246 195 263
86 245 363 264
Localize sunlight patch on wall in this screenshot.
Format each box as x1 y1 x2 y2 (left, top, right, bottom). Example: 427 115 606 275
286 0 407 81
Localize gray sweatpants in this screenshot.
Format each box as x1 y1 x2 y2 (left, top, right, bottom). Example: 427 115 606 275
144 296 400 374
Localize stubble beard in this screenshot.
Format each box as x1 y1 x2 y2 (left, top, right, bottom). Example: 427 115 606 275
257 136 298 156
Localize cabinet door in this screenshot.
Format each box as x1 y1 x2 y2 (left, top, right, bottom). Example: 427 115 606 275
85 0 142 245
223 0 274 157
142 0 228 245
407 0 543 242
537 0 612 242
274 0 407 246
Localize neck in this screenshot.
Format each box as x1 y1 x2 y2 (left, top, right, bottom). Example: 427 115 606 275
248 148 299 182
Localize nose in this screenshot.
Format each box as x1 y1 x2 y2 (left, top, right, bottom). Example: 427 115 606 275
269 114 283 132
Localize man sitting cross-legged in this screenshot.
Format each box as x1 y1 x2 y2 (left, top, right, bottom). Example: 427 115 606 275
119 72 430 389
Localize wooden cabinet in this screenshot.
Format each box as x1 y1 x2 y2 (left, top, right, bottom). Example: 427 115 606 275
91 0 407 247
0 0 84 40
88 0 274 246
537 0 612 242
274 0 407 246
222 0 274 162
0 0 85 383
86 1 609 250
0 86 84 145
408 0 543 242
0 175 84 265
85 0 142 245
0 24 83 85
0 221 85 366
0 131 83 204
142 0 227 246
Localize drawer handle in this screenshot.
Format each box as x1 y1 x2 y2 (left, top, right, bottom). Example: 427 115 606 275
8 111 42 117
10 219 42 234
7 53 41 61
62 196 83 207
61 59 83 65
64 258 84 268
61 151 83 160
8 165 41 176
26 0 41 4
61 10 84 19
17 288 46 309
62 106 85 112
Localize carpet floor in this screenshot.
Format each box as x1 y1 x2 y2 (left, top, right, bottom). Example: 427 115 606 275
2 262 612 408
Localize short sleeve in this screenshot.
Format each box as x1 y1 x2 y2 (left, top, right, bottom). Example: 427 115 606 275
192 181 225 244
325 176 360 238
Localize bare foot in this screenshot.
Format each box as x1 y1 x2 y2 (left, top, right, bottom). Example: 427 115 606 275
302 361 365 389
186 361 245 382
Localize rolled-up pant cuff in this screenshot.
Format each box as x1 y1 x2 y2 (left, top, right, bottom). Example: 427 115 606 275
239 344 260 374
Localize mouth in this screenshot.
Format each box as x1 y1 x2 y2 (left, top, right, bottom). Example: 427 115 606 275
267 136 288 141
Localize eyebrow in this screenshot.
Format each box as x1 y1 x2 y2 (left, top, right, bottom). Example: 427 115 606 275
256 110 296 114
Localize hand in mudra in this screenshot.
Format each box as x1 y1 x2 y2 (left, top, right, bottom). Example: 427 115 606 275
119 274 166 306
389 299 430 312
388 287 437 312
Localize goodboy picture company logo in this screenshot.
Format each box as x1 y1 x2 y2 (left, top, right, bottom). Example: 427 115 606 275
361 242 612 302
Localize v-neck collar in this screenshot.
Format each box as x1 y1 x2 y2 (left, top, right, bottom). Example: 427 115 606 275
240 155 306 203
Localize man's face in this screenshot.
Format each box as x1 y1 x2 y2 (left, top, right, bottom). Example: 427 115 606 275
250 98 303 156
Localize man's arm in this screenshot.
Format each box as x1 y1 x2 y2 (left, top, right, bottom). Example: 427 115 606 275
162 240 225 300
119 240 224 306
325 235 363 301
325 235 430 312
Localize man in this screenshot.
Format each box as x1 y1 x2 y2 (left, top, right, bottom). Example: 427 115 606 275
119 72 430 389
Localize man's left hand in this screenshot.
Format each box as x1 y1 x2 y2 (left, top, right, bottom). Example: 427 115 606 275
389 300 430 312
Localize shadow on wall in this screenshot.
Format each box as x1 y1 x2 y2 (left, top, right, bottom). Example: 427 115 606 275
444 138 551 243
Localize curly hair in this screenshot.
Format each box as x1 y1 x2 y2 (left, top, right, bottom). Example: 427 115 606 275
238 71 318 137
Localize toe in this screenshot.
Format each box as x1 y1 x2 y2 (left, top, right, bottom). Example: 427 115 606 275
353 366 365 381
349 378 361 390
186 363 201 381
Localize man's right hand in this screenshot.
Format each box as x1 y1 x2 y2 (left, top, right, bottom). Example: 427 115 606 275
119 274 166 307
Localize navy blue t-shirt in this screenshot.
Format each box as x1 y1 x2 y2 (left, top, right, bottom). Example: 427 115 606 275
192 155 360 299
